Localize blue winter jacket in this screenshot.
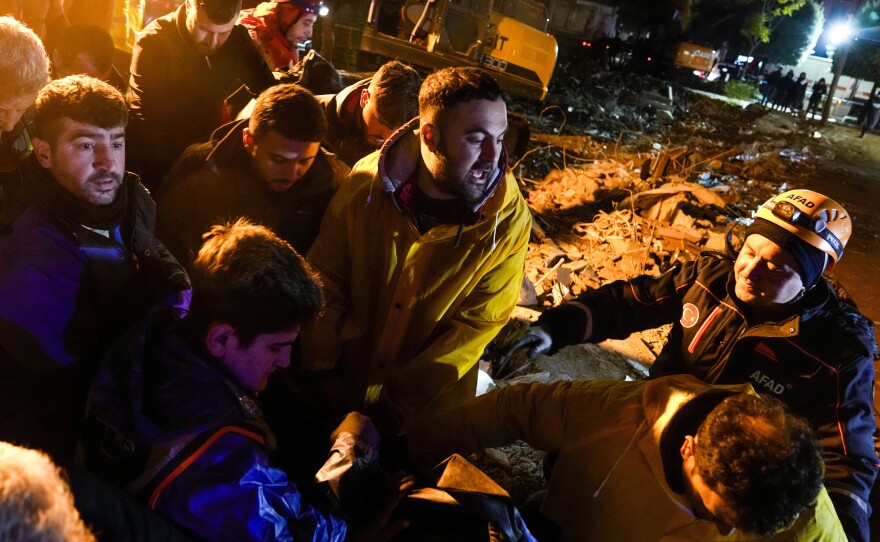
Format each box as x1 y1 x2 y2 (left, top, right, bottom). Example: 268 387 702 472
86 307 347 542
0 165 189 463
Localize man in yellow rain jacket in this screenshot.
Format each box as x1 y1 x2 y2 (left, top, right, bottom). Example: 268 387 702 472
407 375 847 542
301 67 530 436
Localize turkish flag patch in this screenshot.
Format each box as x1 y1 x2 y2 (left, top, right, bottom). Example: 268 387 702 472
680 303 700 328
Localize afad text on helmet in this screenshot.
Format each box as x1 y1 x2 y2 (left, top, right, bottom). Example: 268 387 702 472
785 193 815 207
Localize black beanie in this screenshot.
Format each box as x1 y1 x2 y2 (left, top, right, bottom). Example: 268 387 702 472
744 217 828 288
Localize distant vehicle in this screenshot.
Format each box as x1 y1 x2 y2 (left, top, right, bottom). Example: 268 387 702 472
673 44 755 83
673 42 716 72
545 0 617 44
330 0 558 99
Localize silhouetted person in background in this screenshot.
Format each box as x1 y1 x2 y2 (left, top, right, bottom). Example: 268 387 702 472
772 70 795 111
760 67 782 106
860 87 880 138
51 23 126 91
806 78 827 118
789 72 808 113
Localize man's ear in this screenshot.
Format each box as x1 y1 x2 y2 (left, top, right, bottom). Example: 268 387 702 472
420 122 439 153
32 137 52 168
205 323 239 358
359 87 370 109
680 435 696 462
242 127 254 154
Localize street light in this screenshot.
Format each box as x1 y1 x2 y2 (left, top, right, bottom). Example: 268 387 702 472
828 21 854 44
821 20 855 124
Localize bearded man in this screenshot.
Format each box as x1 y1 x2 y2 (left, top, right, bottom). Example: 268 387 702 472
299 67 530 437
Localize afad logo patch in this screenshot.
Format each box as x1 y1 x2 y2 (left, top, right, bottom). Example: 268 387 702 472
680 303 700 328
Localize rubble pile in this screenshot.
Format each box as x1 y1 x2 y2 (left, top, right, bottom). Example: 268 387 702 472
472 443 547 504
516 62 687 142
518 149 740 313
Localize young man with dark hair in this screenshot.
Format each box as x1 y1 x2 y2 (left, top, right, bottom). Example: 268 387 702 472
30 75 128 147
0 75 189 465
127 0 277 190
318 60 422 166
0 16 50 215
506 189 877 541
693 394 823 537
156 83 349 267
301 67 530 437
86 220 404 542
406 375 844 540
185 220 324 343
51 23 127 91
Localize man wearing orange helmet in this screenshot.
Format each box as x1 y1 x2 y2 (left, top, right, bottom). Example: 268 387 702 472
506 189 878 541
238 0 322 71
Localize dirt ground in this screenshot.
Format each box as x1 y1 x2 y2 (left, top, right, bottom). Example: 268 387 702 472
803 125 880 330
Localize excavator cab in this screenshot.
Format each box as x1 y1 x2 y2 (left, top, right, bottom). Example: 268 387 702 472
332 0 557 99
402 0 488 59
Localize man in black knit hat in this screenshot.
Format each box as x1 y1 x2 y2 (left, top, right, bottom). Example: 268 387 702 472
504 189 878 542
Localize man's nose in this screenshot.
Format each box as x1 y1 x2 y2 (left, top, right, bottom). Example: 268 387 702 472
481 139 501 163
743 258 762 280
94 145 117 171
203 32 220 49
286 162 306 182
0 111 17 132
276 349 292 369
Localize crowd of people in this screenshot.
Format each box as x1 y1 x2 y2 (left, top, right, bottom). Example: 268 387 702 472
759 67 821 115
0 1 878 541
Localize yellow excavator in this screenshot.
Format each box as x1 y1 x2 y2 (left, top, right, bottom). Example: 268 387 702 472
330 0 557 99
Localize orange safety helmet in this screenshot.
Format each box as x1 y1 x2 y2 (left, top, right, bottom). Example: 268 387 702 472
264 0 325 37
753 189 851 269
